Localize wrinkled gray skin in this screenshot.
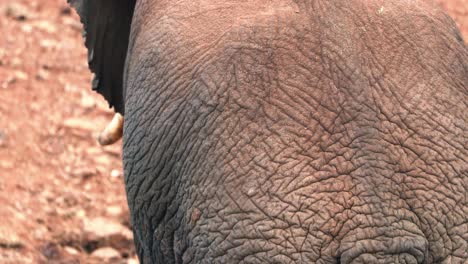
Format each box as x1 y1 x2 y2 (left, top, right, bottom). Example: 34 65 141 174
71 0 468 263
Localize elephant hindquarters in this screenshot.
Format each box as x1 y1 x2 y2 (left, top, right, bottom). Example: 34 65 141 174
338 220 428 264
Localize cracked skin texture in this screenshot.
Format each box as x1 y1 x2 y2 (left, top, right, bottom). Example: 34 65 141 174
121 0 467 263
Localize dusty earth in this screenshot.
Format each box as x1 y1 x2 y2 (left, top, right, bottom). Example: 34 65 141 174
0 0 466 263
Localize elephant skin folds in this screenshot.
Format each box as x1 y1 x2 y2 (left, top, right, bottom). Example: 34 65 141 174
120 0 467 263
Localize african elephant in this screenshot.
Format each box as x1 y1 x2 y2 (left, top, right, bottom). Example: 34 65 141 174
68 0 467 263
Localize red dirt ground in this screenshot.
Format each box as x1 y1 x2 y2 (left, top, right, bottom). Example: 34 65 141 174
0 0 466 263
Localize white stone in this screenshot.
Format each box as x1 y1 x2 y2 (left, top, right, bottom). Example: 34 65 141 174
110 169 122 178
91 247 121 260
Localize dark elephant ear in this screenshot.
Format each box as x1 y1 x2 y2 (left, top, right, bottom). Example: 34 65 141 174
68 0 136 114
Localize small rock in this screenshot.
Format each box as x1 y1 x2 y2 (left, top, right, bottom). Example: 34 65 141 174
60 5 72 15
4 3 30 21
94 155 114 166
60 193 79 207
2 77 14 89
34 20 57 34
106 206 123 217
83 217 134 252
21 24 33 33
110 169 122 178
33 225 48 240
80 93 96 109
64 83 81 92
91 247 121 260
36 69 50 81
63 118 98 131
63 17 83 31
53 229 82 249
40 39 60 50
0 225 23 249
64 246 79 255
84 217 133 239
14 71 28 81
40 242 62 260
127 256 140 264
1 71 28 89
75 209 86 219
84 183 92 191
71 167 97 179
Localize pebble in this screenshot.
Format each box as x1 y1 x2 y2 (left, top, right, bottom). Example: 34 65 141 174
2 71 28 89
71 167 97 179
0 225 23 249
64 83 81 93
34 20 57 34
36 69 50 81
64 246 79 255
63 118 98 131
75 209 86 219
14 71 28 81
4 3 30 21
110 169 122 178
127 257 140 264
80 93 96 109
40 242 61 260
21 24 33 33
40 39 60 50
106 206 123 217
63 17 83 32
84 217 133 239
83 217 133 251
60 5 72 15
94 155 114 166
91 247 121 260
